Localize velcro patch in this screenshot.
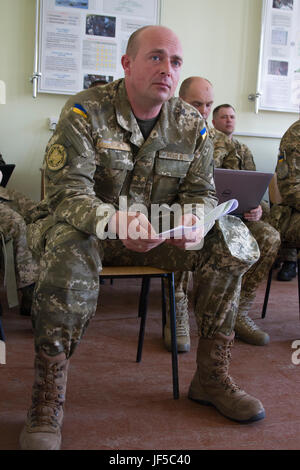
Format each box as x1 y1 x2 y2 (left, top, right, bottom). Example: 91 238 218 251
46 144 67 171
72 103 88 119
97 139 131 151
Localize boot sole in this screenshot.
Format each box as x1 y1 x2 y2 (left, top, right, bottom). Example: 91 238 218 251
165 345 190 353
188 395 266 424
19 427 62 450
235 333 270 346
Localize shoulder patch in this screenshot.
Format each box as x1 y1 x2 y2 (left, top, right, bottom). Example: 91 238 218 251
72 103 88 119
200 126 207 139
46 144 67 171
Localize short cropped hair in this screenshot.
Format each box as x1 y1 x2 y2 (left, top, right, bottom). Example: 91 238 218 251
213 104 235 119
126 26 152 58
179 77 212 100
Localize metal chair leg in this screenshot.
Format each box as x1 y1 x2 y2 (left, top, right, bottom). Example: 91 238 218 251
161 277 166 338
136 276 151 363
168 272 179 400
0 300 4 341
297 249 300 319
262 267 274 319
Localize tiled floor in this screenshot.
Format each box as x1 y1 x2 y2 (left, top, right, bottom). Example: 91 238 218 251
0 271 300 451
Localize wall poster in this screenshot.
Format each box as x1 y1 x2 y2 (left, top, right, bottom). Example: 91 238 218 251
38 0 160 95
257 0 300 113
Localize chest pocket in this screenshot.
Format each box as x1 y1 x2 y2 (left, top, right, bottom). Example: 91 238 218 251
94 148 134 203
152 151 193 203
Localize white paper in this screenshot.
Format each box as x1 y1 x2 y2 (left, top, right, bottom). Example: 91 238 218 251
158 199 238 238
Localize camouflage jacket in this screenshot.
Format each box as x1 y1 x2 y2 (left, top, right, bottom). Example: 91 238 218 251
211 131 256 171
269 119 300 232
208 127 236 168
0 186 11 201
275 119 300 212
36 79 217 241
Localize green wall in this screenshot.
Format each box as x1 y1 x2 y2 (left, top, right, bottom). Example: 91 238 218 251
0 0 297 200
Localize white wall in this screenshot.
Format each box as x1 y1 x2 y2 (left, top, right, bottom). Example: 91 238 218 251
0 0 298 200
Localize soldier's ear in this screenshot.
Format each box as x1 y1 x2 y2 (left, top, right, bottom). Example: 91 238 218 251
121 54 132 76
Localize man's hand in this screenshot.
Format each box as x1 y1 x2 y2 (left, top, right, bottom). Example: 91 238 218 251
165 213 204 250
108 211 164 252
243 205 262 222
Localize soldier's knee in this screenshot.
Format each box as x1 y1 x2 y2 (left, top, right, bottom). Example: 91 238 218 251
255 224 281 253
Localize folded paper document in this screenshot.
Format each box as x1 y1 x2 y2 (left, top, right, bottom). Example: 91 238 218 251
158 199 238 238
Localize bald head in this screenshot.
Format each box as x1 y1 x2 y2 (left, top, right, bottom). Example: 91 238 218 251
179 76 214 120
122 25 183 119
126 25 181 59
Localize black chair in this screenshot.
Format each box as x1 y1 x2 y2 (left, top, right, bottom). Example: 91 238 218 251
262 246 300 319
100 266 179 399
262 175 300 319
0 300 5 341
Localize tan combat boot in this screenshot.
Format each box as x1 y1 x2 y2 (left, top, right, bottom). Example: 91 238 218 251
19 351 69 450
235 311 270 346
188 332 265 423
164 293 190 353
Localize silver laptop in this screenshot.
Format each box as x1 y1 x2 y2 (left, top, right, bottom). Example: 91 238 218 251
214 168 273 216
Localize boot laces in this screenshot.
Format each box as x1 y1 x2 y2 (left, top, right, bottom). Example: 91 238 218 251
238 314 260 331
213 343 240 393
174 296 189 336
30 362 65 428
176 315 189 336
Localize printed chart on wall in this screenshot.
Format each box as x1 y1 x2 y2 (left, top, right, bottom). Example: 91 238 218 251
38 0 160 95
257 0 300 113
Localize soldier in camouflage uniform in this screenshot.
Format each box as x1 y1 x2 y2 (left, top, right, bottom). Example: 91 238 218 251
20 26 264 451
212 104 281 345
0 155 39 315
269 119 300 262
163 77 238 353
271 122 298 282
169 85 280 349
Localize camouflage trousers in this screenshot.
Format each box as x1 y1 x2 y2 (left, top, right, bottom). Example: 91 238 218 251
238 220 280 314
279 211 300 261
269 206 300 260
31 215 259 358
282 210 300 246
0 189 39 288
172 219 280 324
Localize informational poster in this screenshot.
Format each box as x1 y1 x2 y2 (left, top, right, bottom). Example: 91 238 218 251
38 0 160 95
257 0 300 113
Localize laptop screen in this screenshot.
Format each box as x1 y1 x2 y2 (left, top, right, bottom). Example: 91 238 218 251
214 168 273 215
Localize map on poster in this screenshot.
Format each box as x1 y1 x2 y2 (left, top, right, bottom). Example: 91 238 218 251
257 0 300 112
38 0 160 95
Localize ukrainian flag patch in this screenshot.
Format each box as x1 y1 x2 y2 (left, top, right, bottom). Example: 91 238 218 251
200 126 207 139
72 103 88 119
278 154 284 163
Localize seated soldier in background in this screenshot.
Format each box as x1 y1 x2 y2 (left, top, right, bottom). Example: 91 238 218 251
163 77 239 353
212 103 297 282
166 83 280 350
269 119 300 269
212 103 281 345
0 153 39 315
